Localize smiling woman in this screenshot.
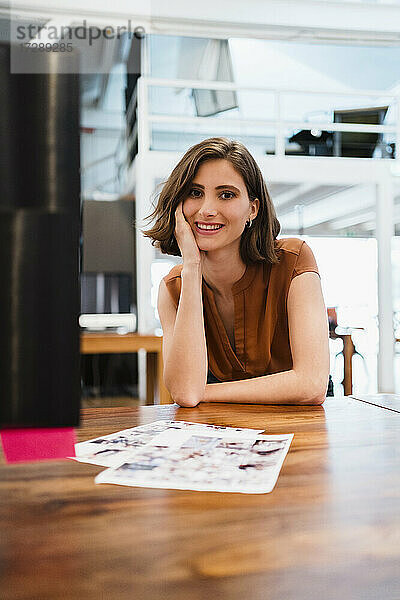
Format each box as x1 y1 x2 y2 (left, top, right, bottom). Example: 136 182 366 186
142 137 329 407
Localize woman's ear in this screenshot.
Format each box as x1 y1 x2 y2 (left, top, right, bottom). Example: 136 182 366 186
251 198 260 218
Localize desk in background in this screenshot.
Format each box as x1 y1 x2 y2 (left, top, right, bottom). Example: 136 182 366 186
80 332 172 405
1 396 399 599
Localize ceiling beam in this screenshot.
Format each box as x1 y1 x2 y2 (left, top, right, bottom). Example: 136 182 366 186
6 1 400 44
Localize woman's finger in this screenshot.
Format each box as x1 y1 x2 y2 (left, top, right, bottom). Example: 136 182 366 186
175 202 187 228
175 202 184 217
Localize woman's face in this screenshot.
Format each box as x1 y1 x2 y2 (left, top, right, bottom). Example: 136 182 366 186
182 159 259 254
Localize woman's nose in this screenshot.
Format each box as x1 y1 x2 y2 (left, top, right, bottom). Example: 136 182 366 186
198 196 218 217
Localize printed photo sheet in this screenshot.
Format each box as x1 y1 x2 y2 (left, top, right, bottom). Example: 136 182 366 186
94 431 293 494
71 420 264 468
71 420 293 493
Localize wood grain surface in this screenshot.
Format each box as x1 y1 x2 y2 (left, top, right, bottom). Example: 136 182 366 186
1 398 399 600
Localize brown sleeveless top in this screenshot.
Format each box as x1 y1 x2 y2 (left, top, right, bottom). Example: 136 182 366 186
162 238 320 382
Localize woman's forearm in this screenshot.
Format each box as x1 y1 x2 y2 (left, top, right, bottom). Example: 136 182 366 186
163 263 207 406
202 369 327 405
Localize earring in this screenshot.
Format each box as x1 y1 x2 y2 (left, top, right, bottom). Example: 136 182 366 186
245 219 253 228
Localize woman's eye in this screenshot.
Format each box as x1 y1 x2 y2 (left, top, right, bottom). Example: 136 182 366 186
189 189 235 199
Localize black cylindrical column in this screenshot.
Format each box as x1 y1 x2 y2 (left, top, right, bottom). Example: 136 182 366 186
0 43 81 427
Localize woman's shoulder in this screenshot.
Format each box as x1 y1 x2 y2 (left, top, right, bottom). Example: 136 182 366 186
273 237 319 279
274 237 306 256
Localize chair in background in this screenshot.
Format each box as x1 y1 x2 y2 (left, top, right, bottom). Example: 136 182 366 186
327 307 368 395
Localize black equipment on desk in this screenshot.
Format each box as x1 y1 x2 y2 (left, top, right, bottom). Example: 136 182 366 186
288 129 333 156
0 43 81 427
288 106 389 158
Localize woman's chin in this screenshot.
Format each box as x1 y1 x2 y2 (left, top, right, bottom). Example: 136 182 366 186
195 232 237 253
197 240 219 251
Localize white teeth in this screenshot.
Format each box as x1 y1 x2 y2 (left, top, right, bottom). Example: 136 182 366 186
197 224 223 230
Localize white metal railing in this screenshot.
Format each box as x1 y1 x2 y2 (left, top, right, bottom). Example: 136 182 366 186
130 76 400 162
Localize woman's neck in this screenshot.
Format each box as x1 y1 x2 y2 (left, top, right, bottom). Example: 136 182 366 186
202 251 246 298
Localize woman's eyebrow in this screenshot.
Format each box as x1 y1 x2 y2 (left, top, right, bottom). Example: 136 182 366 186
191 183 241 193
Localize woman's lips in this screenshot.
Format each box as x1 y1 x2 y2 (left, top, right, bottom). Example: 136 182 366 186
194 223 225 236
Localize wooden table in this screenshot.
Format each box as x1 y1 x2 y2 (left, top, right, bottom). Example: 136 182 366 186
1 397 399 599
80 332 171 405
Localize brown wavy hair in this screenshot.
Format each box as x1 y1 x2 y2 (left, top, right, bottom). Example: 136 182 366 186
141 137 281 265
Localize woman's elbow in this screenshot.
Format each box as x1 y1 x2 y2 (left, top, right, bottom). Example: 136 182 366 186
172 394 201 408
165 381 203 407
306 393 326 406
300 378 328 405
164 373 205 407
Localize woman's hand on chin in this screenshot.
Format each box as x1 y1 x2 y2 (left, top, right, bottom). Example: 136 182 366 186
174 201 203 267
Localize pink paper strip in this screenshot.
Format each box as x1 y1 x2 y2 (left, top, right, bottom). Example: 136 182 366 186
0 428 76 463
